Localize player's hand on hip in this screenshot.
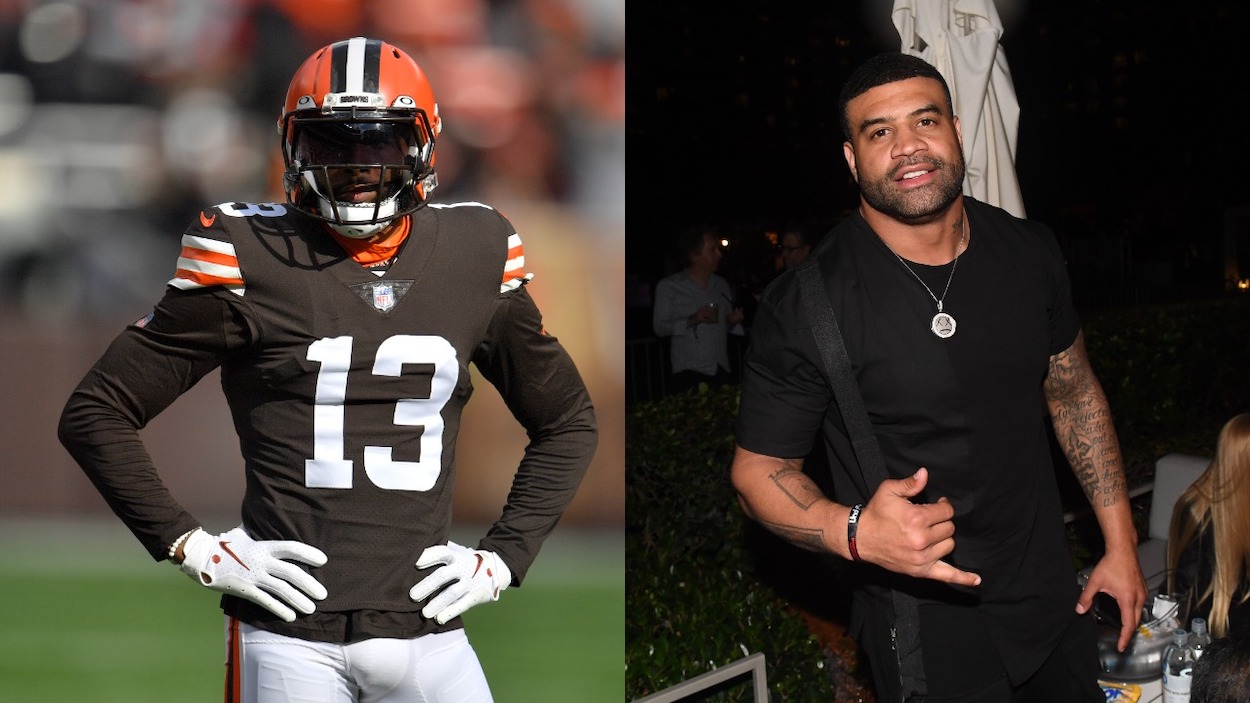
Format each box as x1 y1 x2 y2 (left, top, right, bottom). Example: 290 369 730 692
859 467 982 587
410 541 511 625
178 526 328 622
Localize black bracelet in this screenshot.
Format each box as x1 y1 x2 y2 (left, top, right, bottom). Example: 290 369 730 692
847 503 863 562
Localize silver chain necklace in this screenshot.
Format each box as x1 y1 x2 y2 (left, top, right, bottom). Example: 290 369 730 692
887 213 967 339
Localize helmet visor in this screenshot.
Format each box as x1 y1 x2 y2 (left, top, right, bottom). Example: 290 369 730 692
293 120 421 168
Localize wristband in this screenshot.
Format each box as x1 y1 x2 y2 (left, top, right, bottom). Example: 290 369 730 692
167 527 199 561
847 504 863 562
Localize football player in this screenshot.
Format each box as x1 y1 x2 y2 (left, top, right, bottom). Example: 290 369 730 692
58 36 598 703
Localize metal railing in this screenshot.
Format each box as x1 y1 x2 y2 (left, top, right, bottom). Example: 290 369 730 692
625 336 748 405
626 337 670 405
631 652 769 703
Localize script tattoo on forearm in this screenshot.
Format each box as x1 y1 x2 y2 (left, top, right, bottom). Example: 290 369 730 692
763 459 827 551
1045 338 1127 509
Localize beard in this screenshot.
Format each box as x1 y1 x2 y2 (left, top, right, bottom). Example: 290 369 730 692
858 153 966 222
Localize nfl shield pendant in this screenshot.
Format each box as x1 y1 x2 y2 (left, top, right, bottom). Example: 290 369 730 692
931 311 956 338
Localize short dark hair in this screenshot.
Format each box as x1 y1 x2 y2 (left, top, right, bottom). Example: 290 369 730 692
1192 627 1250 702
838 52 953 141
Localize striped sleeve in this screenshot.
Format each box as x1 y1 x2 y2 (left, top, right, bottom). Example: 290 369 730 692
168 234 245 296
501 232 534 293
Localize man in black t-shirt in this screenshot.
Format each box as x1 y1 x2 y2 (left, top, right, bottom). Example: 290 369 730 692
731 53 1145 702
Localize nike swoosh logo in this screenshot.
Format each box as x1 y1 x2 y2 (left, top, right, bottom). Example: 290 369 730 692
218 541 250 570
472 554 484 577
200 211 217 228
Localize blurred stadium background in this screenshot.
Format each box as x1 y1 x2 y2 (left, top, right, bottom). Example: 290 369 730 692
0 0 623 700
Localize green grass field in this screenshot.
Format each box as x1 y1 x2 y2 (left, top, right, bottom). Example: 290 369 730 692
0 518 623 702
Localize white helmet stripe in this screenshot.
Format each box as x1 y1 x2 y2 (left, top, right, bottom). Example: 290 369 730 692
344 36 367 93
329 36 381 93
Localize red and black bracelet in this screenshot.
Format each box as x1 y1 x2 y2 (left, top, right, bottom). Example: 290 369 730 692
847 503 863 562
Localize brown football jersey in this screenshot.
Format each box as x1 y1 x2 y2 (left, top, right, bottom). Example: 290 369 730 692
59 201 597 642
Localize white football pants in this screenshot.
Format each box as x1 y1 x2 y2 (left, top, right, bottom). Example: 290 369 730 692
225 618 494 703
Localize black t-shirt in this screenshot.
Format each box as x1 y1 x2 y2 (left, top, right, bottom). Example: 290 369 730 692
736 198 1082 683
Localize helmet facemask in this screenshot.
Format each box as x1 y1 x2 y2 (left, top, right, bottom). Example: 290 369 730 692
283 111 436 239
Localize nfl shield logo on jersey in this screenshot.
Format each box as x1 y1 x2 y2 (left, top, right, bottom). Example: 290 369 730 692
372 283 396 312
350 279 413 314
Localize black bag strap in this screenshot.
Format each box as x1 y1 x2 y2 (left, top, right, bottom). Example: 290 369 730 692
796 260 927 701
795 264 883 491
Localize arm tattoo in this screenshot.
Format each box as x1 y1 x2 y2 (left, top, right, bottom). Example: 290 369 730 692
760 519 827 552
1045 335 1127 509
761 458 828 551
769 459 821 510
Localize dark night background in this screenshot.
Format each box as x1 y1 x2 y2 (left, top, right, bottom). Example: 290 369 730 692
625 0 1250 340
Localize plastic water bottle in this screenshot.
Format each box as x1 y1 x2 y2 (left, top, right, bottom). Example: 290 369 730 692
1189 618 1212 660
1162 628 1194 703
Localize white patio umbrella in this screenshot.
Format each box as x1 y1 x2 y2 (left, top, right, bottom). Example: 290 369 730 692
892 0 1026 218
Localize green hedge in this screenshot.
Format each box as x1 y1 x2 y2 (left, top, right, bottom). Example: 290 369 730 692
625 298 1250 701
1082 299 1250 482
625 384 838 701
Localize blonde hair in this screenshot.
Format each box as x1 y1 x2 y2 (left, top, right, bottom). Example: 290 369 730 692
1167 413 1250 638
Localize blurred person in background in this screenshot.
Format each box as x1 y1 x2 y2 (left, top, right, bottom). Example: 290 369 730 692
58 36 598 703
779 221 821 271
1168 412 1250 639
651 224 745 395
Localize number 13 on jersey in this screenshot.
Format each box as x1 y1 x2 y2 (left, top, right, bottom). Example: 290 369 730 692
305 334 457 491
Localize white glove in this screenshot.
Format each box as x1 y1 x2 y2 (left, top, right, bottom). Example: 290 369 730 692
410 541 512 624
178 526 328 623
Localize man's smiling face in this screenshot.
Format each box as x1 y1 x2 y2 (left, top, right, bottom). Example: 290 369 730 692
842 76 966 223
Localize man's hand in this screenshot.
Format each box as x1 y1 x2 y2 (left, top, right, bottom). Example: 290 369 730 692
410 541 512 625
1077 547 1147 652
857 468 982 587
178 527 328 622
689 305 717 327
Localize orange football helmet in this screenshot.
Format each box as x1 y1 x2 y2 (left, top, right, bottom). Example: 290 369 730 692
278 37 442 238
